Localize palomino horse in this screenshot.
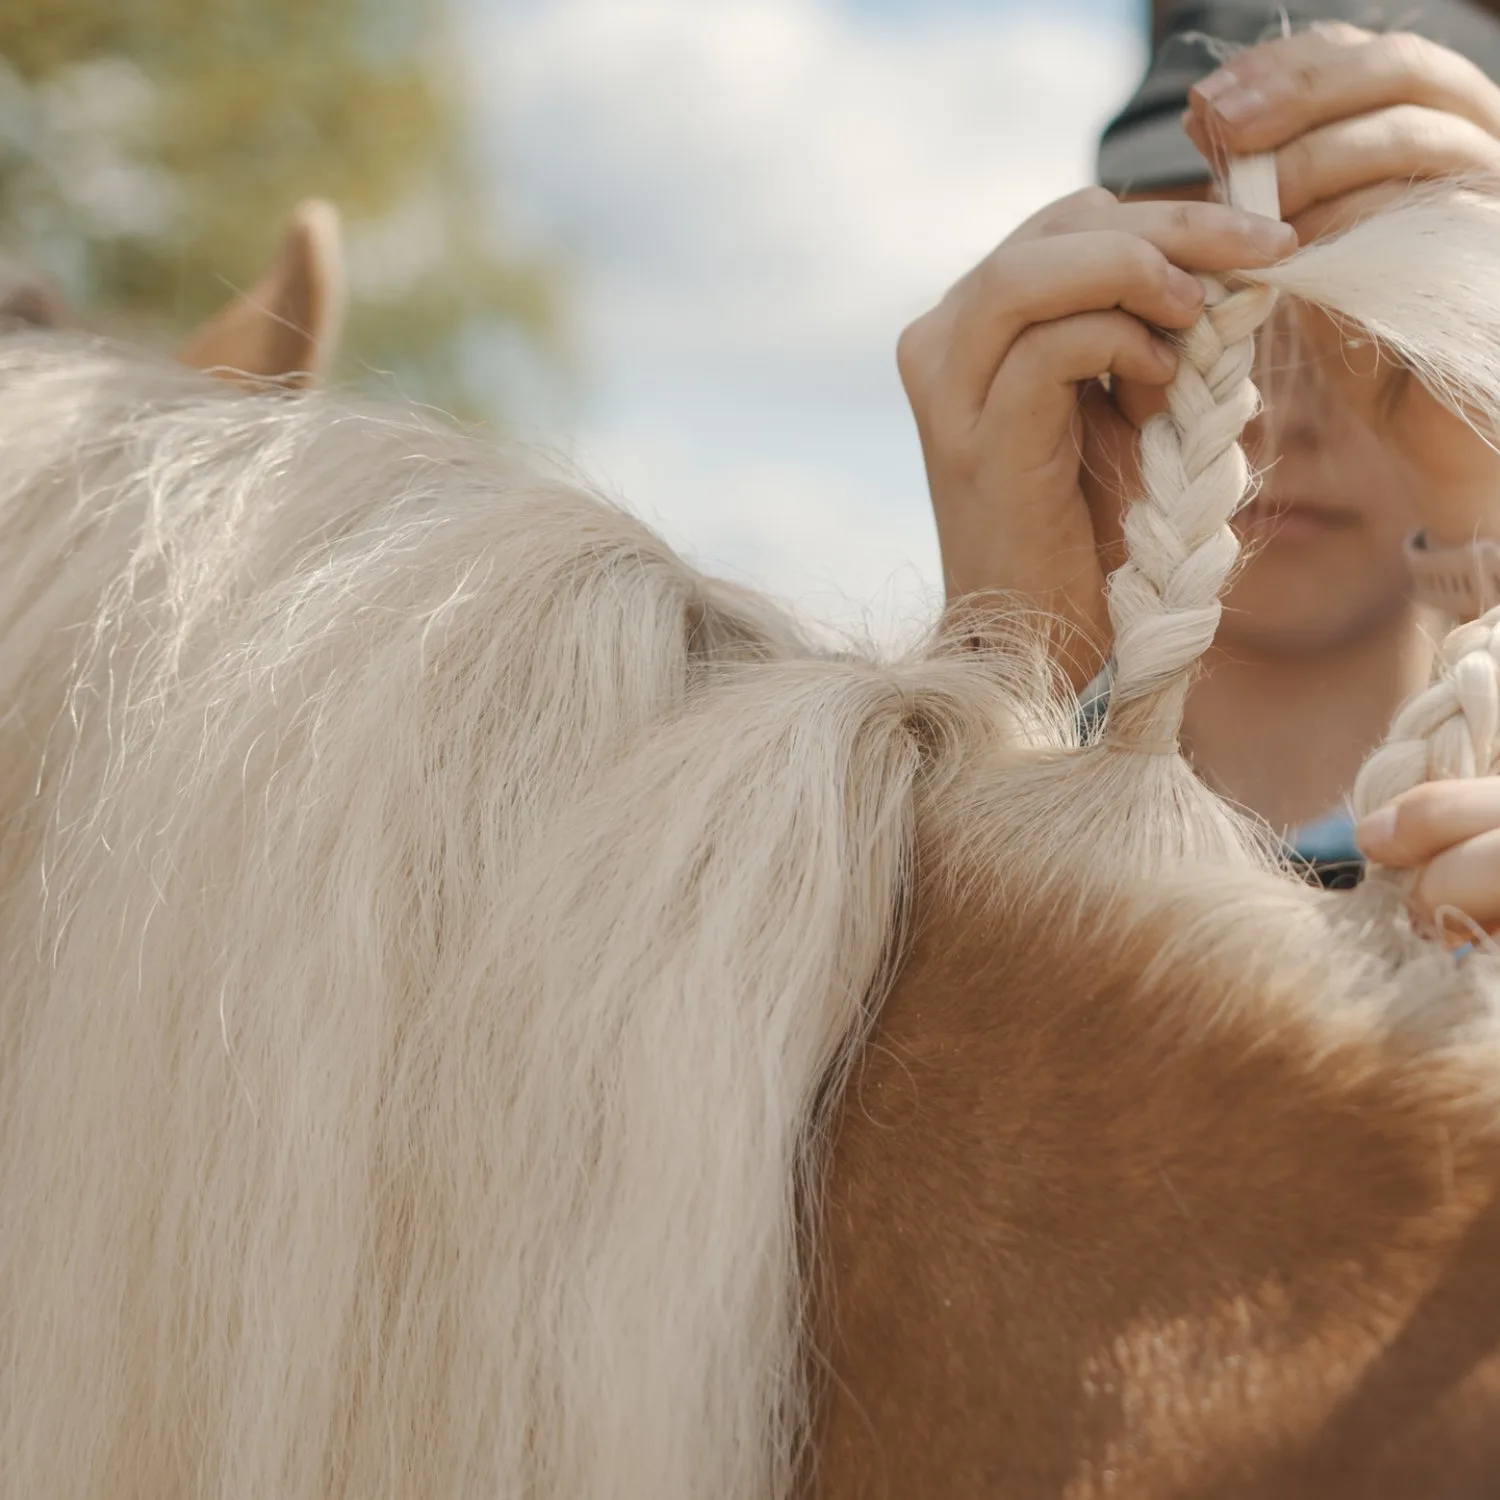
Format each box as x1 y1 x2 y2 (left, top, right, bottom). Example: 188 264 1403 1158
3 166 1500 1500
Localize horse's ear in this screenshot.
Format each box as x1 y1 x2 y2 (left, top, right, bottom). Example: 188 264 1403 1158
178 199 346 388
0 260 70 331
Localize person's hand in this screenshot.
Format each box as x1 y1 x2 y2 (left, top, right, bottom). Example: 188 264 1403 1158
1184 25 1500 545
1356 777 1500 943
899 189 1296 687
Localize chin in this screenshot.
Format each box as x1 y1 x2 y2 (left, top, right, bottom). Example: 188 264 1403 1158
1218 591 1413 657
1219 551 1412 658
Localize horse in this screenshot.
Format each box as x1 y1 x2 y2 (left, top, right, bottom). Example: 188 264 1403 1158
3 162 1500 1500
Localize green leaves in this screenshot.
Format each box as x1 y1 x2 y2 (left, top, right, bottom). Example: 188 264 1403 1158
0 0 558 420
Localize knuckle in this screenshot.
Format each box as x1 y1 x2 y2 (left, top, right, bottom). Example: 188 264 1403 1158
1065 184 1116 211
1393 783 1444 844
1044 185 1115 231
1290 59 1326 95
1378 28 1433 76
1033 200 1071 233
896 317 936 398
1121 233 1166 286
1312 20 1366 46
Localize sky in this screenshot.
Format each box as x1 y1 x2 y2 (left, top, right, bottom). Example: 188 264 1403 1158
469 0 1146 646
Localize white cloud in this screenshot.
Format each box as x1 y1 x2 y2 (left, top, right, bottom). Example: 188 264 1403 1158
469 0 1144 644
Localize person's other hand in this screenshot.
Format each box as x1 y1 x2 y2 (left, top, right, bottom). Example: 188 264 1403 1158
900 188 1295 688
1184 25 1500 545
1356 777 1500 942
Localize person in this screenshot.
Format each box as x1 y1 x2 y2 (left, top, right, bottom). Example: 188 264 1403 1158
899 0 1500 930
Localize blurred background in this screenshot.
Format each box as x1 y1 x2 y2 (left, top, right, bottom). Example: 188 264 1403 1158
0 0 1141 644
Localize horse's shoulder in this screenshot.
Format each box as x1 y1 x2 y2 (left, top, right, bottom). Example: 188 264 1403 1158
813 872 1500 1498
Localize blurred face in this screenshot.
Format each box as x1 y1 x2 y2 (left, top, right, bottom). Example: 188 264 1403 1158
1125 183 1420 659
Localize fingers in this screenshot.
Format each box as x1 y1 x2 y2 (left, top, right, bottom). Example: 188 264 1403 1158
992 310 1177 406
1186 103 1500 223
962 312 1174 496
1010 192 1298 269
1183 25 1500 225
1357 779 1500 936
901 186 1294 698
1357 778 1500 866
910 200 1295 433
959 232 1201 385
1188 25 1500 155
923 313 1167 637
1178 25 1500 254
926 233 1195 429
1411 827 1500 936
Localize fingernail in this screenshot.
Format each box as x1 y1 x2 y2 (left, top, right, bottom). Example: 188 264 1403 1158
1166 267 1204 314
1212 85 1266 123
1195 67 1236 101
1354 806 1398 853
1245 215 1297 257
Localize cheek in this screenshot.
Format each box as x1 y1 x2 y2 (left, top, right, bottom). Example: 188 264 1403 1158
1332 446 1421 540
1079 387 1145 507
1290 306 1382 381
1257 305 1399 446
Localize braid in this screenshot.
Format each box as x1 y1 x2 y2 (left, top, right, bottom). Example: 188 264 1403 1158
1353 608 1500 891
1342 607 1500 975
1067 156 1500 944
1103 155 1280 749
1092 152 1500 918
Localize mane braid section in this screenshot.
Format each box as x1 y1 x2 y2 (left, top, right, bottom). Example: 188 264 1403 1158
1102 153 1279 752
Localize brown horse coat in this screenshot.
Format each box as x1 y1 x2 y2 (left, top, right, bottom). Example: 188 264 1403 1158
815 849 1500 1498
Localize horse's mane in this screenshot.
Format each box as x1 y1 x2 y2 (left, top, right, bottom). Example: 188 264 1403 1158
3 169 1500 1498
0 333 1097 1499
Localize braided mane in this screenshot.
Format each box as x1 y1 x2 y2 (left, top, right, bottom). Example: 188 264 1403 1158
1105 154 1280 748
1103 157 1500 910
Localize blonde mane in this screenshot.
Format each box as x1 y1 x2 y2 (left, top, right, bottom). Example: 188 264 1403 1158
0 333 1077 1499
3 174 1500 1498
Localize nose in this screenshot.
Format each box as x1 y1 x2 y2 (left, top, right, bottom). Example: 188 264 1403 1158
1241 305 1338 471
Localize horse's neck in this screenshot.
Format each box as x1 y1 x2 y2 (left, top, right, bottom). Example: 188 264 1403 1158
812 856 1500 1498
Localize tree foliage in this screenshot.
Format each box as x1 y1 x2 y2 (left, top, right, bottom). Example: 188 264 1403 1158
0 0 555 418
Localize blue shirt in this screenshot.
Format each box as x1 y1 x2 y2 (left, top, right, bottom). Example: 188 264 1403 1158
1286 807 1364 888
